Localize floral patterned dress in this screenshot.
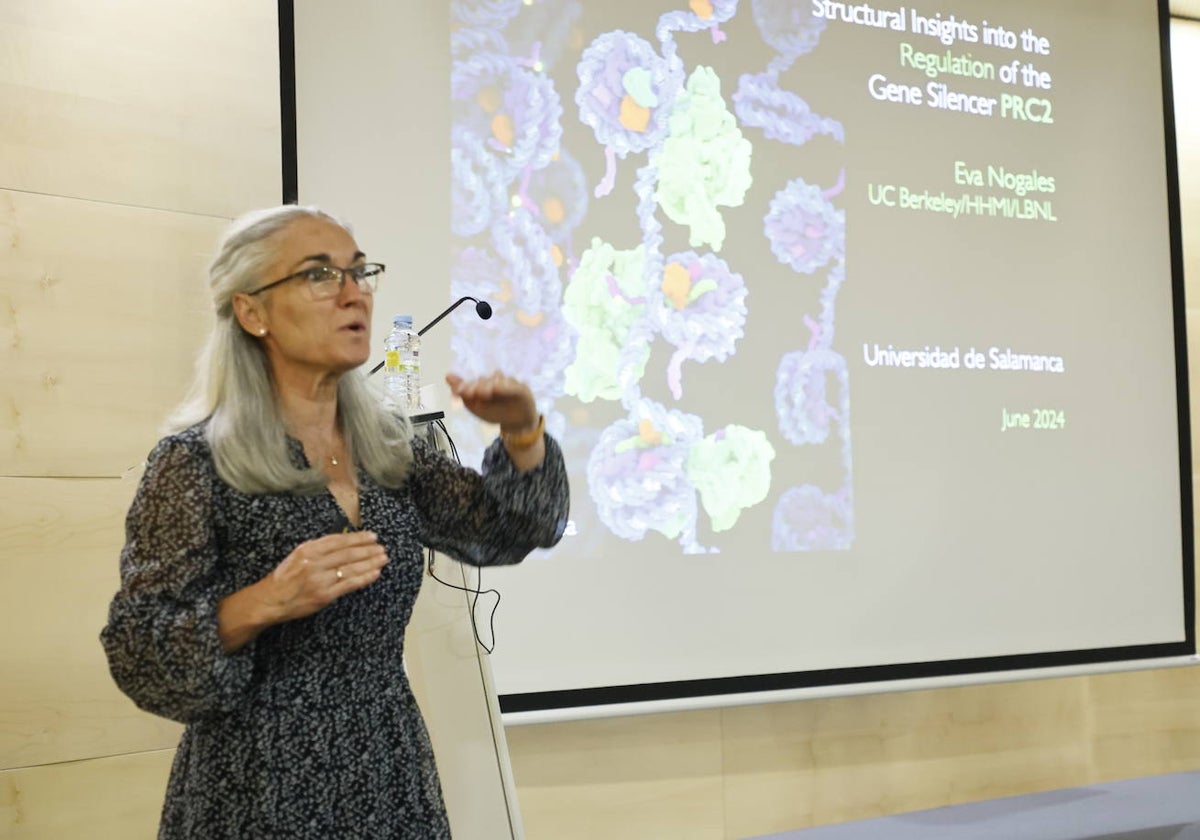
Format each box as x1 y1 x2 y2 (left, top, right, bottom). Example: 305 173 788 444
101 423 568 839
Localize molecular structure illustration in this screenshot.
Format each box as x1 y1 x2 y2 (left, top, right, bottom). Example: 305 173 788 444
450 0 853 553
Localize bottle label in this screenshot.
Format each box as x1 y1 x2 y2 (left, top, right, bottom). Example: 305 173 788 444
385 350 400 369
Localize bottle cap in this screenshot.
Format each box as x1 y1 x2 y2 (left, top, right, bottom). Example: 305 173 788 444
393 314 414 329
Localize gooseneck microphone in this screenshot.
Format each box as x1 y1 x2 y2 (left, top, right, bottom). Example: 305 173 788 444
417 296 492 337
369 296 492 375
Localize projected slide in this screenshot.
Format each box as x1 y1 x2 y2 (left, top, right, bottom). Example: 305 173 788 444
444 0 1186 705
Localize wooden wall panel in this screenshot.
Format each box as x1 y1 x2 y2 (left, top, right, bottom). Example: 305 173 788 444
0 749 173 839
718 679 1092 837
0 1 273 836
0 191 226 476
1087 667 1200 781
506 710 725 840
0 0 279 217
0 476 183 770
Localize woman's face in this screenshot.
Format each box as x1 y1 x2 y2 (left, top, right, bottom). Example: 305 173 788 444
250 216 375 379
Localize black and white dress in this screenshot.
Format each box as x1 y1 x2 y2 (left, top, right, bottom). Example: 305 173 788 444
101 423 569 839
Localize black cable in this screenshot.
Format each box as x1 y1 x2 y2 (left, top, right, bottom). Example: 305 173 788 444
433 418 460 464
425 548 501 655
424 418 501 654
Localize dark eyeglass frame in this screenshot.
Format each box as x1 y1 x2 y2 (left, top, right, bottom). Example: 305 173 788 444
248 263 385 298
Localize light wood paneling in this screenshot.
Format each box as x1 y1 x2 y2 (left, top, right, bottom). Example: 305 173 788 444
503 667 1200 840
719 679 1092 837
0 0 279 217
0 190 226 476
506 710 725 840
0 476 182 770
1087 667 1200 781
0 748 173 839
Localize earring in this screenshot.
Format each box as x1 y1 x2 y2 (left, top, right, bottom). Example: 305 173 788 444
258 329 267 336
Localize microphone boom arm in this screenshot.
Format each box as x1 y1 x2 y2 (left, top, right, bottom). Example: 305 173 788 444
417 296 481 337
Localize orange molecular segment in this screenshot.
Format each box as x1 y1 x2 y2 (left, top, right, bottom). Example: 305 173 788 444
491 113 514 148
542 196 566 225
619 95 651 132
550 244 564 267
495 279 514 303
690 0 714 19
637 419 663 446
516 310 545 327
476 86 502 113
661 262 692 309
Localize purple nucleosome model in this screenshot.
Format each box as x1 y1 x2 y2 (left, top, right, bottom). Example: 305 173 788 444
516 150 589 247
772 484 854 551
586 399 709 553
775 341 848 447
575 30 683 197
656 251 748 400
764 172 846 276
751 0 827 61
452 53 563 181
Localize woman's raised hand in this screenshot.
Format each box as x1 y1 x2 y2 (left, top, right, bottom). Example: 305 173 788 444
445 370 546 472
445 371 538 431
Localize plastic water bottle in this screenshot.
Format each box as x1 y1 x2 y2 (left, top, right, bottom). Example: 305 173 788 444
383 315 421 413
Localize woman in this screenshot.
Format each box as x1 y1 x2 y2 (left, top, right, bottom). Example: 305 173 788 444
100 205 568 838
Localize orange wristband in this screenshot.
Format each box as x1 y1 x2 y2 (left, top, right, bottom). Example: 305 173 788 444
501 414 544 450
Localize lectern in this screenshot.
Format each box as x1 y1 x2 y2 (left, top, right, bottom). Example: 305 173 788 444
403 412 524 839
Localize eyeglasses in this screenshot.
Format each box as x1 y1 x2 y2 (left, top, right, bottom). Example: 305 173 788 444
249 263 385 300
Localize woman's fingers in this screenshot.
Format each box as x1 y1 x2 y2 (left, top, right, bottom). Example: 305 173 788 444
447 371 514 398
447 370 538 426
330 554 387 592
299 531 383 568
326 545 389 590
269 532 389 621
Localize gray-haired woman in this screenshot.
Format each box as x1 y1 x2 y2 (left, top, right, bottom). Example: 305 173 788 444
101 205 568 838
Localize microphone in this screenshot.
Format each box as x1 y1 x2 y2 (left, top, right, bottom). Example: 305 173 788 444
369 296 492 375
418 296 492 337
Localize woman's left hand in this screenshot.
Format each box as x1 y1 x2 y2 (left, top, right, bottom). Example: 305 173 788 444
445 371 539 432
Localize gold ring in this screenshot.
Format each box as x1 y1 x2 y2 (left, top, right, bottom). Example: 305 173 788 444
336 568 344 580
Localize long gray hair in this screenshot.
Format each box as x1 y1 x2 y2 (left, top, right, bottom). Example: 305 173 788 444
168 205 413 494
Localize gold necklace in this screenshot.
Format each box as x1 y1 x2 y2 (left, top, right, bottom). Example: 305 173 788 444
308 434 343 469
327 438 343 467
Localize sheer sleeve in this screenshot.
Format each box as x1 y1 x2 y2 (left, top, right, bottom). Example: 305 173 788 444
409 433 569 567
100 434 256 723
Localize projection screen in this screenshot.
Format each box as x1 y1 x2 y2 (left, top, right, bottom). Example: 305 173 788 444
287 0 1195 723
